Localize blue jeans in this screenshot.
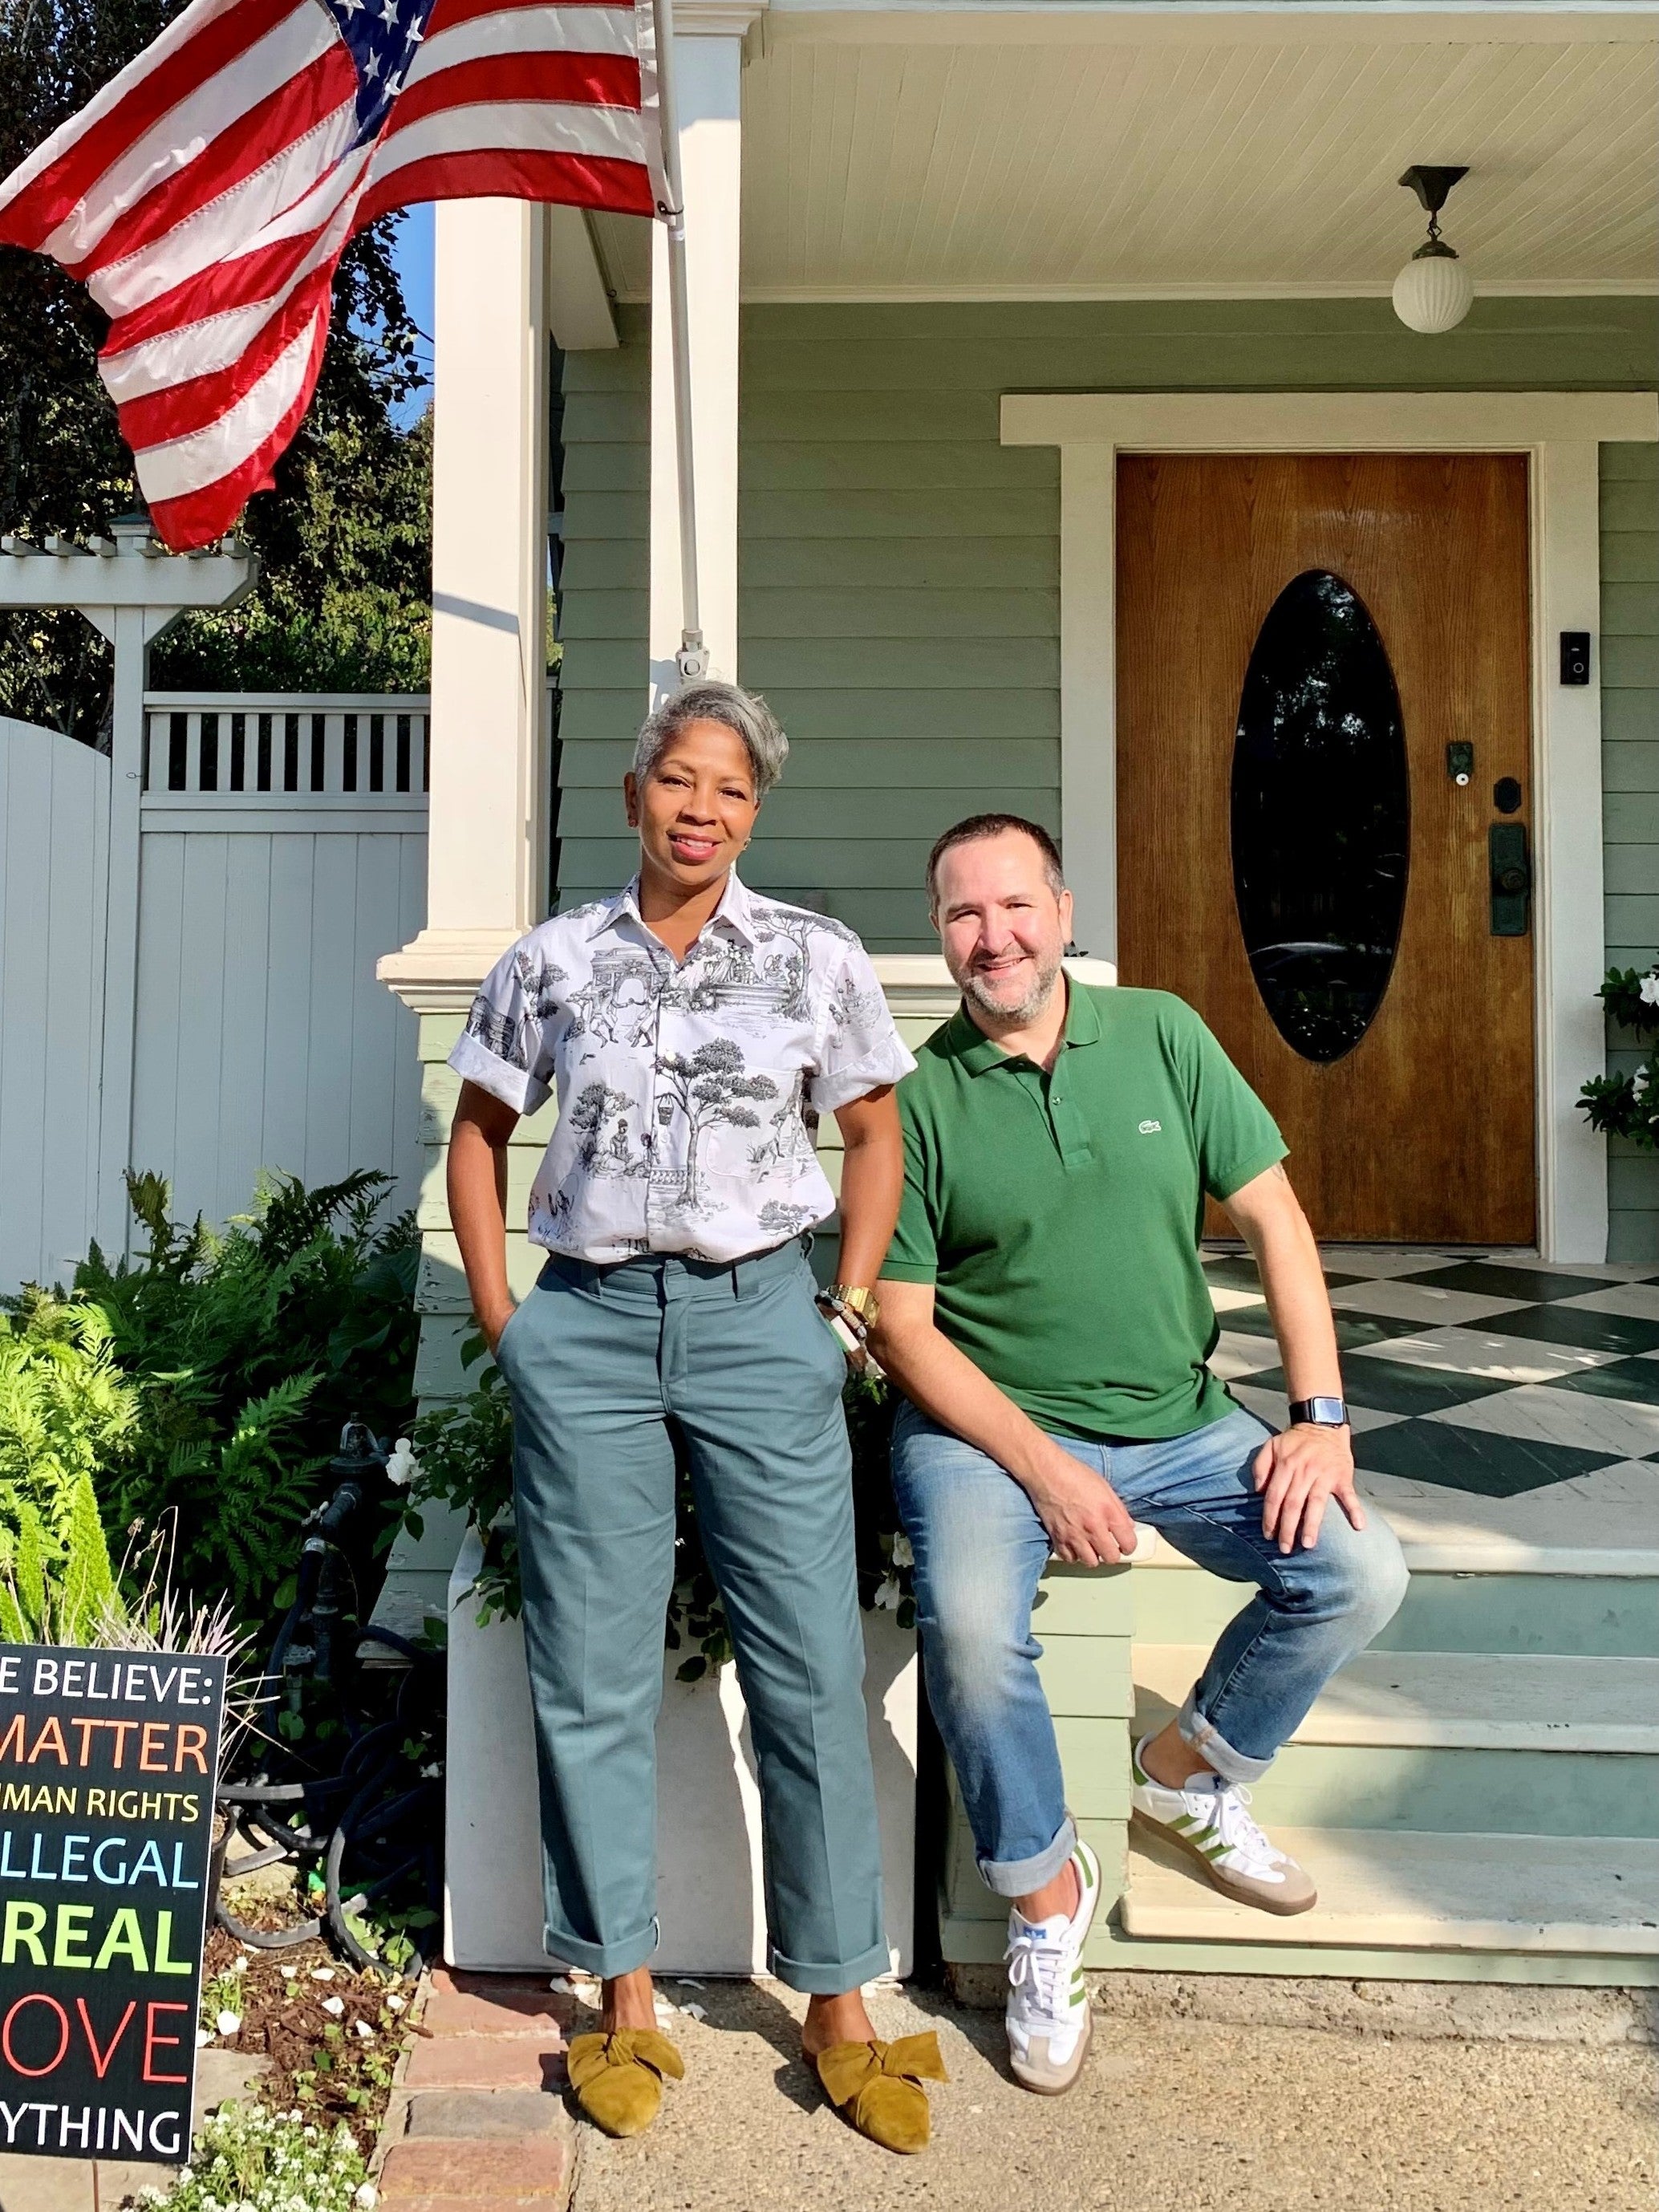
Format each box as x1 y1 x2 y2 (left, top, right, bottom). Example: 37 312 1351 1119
890 1402 1410 1896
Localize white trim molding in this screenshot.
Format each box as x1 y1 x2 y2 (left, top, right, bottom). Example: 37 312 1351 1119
1001 388 1659 1263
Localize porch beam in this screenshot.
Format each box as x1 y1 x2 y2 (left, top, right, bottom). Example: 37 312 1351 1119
546 205 618 352
761 5 1659 46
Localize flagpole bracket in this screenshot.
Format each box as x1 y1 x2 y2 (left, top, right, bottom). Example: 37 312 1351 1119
675 632 710 682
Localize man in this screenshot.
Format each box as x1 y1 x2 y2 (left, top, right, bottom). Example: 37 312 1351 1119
871 814 1408 2096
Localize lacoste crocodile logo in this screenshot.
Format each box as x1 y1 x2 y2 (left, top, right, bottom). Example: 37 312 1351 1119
1138 1119 1162 1134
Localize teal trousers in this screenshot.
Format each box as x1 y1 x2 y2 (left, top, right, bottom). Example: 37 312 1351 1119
495 1237 889 1992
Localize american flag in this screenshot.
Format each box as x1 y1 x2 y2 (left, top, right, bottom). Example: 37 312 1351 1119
0 0 663 549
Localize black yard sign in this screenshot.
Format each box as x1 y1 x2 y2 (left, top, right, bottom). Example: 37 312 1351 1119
0 1644 227 2164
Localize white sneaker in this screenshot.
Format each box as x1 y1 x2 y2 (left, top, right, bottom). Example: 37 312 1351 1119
1003 1837 1100 2094
1130 1735 1316 1915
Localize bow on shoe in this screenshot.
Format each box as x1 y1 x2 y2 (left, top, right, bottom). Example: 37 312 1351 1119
814 2033 948 2155
566 2029 686 2138
567 2028 686 2090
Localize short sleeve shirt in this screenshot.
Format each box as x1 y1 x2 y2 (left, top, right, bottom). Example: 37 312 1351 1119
449 873 915 1264
883 984 1285 1440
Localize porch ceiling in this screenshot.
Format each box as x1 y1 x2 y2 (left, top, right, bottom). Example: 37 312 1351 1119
592 16 1657 299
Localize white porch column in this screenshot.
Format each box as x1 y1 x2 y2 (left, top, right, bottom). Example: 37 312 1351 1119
649 5 763 700
383 198 552 998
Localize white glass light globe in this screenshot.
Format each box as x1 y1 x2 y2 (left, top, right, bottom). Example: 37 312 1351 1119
1392 250 1474 335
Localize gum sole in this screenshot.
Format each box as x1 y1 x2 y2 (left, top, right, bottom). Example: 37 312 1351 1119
1131 1807 1319 1917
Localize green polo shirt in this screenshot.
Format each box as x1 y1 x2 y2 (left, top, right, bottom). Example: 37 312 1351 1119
882 983 1286 1441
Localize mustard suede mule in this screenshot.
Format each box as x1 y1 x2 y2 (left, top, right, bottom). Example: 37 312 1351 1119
566 2027 685 2137
813 2032 947 2154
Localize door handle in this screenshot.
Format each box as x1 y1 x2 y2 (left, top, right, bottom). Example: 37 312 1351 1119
1490 821 1531 937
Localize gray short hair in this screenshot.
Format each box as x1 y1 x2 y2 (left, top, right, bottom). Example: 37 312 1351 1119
632 681 789 800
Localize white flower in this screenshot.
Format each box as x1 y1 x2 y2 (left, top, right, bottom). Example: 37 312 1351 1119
1635 1067 1651 1096
217 2010 242 2037
384 1994 406 2013
1640 974 1659 1006
355 2019 375 2040
279 1965 298 1979
889 1534 914 1569
231 1955 249 1975
873 1573 902 1611
197 2027 213 2046
322 1995 346 2016
355 2188 379 2210
385 1438 421 1488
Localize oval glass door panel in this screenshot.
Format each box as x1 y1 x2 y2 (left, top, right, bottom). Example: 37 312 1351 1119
1231 570 1410 1064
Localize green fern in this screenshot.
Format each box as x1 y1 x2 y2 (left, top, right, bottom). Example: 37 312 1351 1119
0 1297 131 1640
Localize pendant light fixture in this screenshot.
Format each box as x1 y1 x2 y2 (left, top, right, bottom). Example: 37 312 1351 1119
1392 164 1473 334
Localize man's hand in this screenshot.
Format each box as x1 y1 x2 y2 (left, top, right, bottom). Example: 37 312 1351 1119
1253 1423 1365 1553
1024 1439 1139 1567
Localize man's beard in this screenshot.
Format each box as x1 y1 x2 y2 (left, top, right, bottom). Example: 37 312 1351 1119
959 947 1064 1027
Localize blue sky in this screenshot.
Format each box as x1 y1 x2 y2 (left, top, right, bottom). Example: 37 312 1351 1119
390 202 435 424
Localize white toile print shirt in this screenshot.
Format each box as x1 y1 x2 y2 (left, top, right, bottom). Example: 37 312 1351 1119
449 873 917 1264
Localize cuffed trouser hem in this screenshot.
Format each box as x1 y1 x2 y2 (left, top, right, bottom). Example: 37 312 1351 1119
546 1917 658 1979
1177 1690 1276 1784
976 1812 1077 1900
768 1939 893 1996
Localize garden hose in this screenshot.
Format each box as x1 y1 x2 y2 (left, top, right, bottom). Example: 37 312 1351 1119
213 1425 445 1979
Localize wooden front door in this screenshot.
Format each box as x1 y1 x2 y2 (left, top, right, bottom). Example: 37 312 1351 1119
1116 453 1535 1245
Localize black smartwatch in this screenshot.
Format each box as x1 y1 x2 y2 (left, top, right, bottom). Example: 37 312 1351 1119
1288 1396 1348 1427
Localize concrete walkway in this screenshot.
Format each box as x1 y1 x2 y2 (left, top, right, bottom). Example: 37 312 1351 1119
571 1980 1659 2212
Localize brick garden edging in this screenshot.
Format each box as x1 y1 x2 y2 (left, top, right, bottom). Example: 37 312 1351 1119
373 1971 577 2210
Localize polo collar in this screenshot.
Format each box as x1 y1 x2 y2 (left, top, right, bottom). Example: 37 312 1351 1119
947 972 1101 1074
587 871 760 951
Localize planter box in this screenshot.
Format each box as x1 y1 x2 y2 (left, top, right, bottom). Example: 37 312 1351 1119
444 1528 918 1976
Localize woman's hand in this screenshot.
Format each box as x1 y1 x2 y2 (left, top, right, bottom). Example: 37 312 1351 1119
479 1299 518 1357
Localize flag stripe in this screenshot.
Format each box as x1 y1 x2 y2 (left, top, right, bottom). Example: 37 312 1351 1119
146 310 330 543
366 96 651 189
355 142 654 226
70 49 359 280
406 2 641 76
0 0 304 247
40 0 338 266
120 263 334 446
425 0 636 29
138 306 323 501
386 52 640 140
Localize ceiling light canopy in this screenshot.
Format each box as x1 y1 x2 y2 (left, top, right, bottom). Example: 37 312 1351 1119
1392 164 1474 335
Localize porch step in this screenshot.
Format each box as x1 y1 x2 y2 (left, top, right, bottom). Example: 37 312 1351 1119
1134 1646 1659 1754
1121 1823 1659 1955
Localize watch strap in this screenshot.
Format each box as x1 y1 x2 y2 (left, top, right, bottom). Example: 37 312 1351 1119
1288 1395 1348 1427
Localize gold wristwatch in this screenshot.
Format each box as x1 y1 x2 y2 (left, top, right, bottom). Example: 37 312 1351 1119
824 1284 881 1333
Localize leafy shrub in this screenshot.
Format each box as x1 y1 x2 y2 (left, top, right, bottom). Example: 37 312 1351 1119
1581 964 1659 1148
140 2100 374 2212
74 1170 419 1628
407 1346 915 1674
0 1291 128 1639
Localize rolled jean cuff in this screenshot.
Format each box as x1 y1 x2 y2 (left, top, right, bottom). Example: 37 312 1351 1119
769 1938 893 1996
1177 1690 1276 1784
977 1812 1077 1900
546 1916 658 1979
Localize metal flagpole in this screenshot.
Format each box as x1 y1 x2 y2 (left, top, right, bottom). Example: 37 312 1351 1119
649 0 709 684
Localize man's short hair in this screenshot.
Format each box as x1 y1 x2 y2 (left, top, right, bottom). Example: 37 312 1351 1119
926 814 1066 909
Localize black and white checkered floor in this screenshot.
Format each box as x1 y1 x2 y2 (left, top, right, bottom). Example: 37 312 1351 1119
1204 1247 1659 1565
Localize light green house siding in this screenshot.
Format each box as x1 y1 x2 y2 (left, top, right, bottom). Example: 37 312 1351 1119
1601 442 1659 1260
555 296 1658 1230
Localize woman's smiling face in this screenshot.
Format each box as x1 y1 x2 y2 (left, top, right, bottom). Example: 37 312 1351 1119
626 717 761 895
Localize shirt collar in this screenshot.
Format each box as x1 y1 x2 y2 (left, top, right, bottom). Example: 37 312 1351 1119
946 972 1101 1074
586 870 760 951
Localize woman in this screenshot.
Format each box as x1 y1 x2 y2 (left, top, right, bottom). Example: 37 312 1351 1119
445 682 944 2153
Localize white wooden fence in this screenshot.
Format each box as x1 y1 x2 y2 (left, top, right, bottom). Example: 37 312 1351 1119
0 696 429 1291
